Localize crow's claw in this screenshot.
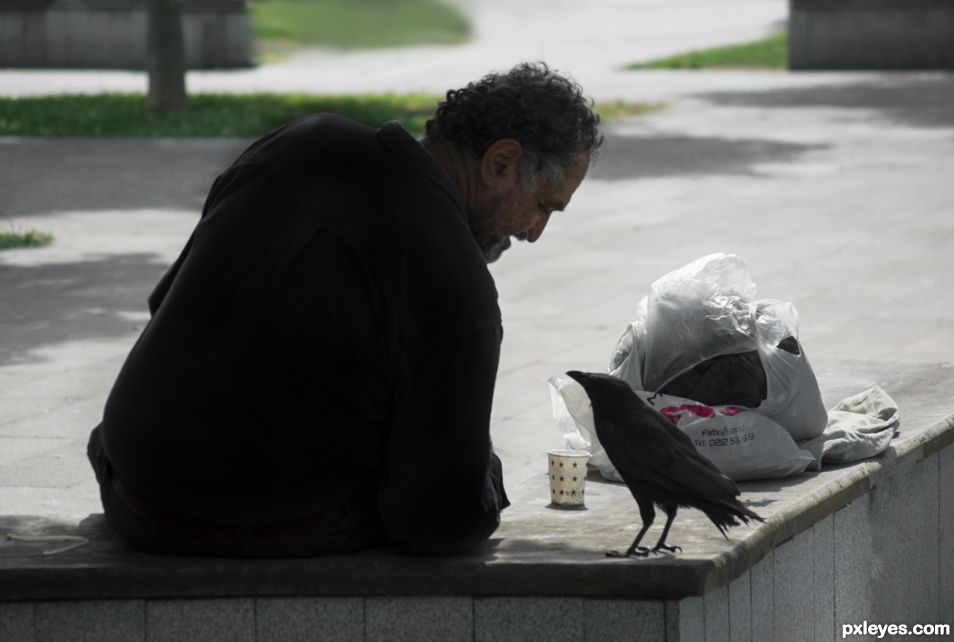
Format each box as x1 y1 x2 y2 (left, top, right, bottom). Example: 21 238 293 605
606 546 651 558
652 543 682 554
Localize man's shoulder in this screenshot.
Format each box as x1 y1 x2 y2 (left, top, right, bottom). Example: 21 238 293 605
283 112 378 142
232 113 383 174
300 113 382 152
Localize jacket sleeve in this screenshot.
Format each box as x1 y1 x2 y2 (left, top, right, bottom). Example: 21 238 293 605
378 322 510 555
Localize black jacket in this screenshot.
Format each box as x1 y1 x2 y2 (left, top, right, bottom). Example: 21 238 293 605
99 114 509 554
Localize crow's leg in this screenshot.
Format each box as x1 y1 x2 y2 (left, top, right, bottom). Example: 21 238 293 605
651 508 682 554
607 499 654 558
606 522 651 558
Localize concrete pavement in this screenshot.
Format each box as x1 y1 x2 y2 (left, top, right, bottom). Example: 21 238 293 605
1 0 953 520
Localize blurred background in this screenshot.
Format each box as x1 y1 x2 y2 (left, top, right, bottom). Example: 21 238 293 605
0 0 793 129
1 0 952 514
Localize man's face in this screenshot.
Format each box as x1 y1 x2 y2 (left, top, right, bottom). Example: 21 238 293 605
470 152 590 263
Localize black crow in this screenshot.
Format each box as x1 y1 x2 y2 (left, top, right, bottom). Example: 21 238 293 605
566 370 764 557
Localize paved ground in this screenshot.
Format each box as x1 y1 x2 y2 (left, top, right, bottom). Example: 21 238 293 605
1 1 953 520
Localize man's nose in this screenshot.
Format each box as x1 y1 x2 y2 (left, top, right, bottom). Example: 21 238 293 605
526 212 551 243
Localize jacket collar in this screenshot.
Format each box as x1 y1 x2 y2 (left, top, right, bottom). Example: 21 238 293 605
377 121 467 221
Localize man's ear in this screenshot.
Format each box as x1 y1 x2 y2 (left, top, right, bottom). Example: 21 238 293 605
480 139 523 189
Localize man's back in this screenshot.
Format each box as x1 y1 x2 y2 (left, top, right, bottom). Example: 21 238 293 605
97 114 506 553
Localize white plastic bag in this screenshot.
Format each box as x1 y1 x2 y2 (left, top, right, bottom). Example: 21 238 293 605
608 299 647 391
640 254 757 393
548 375 816 482
753 300 828 441
636 391 816 481
611 253 827 442
549 374 616 479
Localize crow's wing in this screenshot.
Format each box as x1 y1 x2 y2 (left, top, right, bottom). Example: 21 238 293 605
596 408 740 502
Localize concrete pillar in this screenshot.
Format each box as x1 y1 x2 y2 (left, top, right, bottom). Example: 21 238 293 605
790 0 954 70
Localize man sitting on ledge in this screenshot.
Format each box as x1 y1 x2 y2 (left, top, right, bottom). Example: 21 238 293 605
86 62 602 557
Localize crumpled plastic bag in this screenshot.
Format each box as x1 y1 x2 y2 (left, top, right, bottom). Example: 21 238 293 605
640 253 757 393
548 374 816 482
610 253 828 442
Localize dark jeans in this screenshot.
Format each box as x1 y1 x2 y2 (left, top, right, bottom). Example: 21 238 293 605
87 425 387 557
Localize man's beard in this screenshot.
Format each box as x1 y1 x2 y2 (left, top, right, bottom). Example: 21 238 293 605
481 235 511 263
469 191 522 264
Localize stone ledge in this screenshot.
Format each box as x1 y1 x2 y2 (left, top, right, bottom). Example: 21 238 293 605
1 360 951 603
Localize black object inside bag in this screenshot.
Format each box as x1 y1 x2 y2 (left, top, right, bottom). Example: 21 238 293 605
659 337 800 407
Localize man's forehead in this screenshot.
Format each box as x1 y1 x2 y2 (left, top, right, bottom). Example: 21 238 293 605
544 153 590 204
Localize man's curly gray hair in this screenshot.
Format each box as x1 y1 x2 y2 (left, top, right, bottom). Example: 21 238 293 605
425 62 603 191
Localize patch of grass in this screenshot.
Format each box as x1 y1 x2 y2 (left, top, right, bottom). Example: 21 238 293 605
249 0 471 50
0 93 441 137
0 94 661 138
629 31 788 70
0 229 53 251
595 100 667 121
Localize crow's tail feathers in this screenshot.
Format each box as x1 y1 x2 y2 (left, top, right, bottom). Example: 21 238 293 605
701 498 765 539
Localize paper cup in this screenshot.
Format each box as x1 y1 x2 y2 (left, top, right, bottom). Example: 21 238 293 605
547 449 590 507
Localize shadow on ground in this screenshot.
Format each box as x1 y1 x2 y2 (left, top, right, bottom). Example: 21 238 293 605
694 74 954 129
590 131 828 181
1 128 831 200
0 253 164 365
0 139 247 218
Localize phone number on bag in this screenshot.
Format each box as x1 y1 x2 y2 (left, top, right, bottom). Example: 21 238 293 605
695 433 757 448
